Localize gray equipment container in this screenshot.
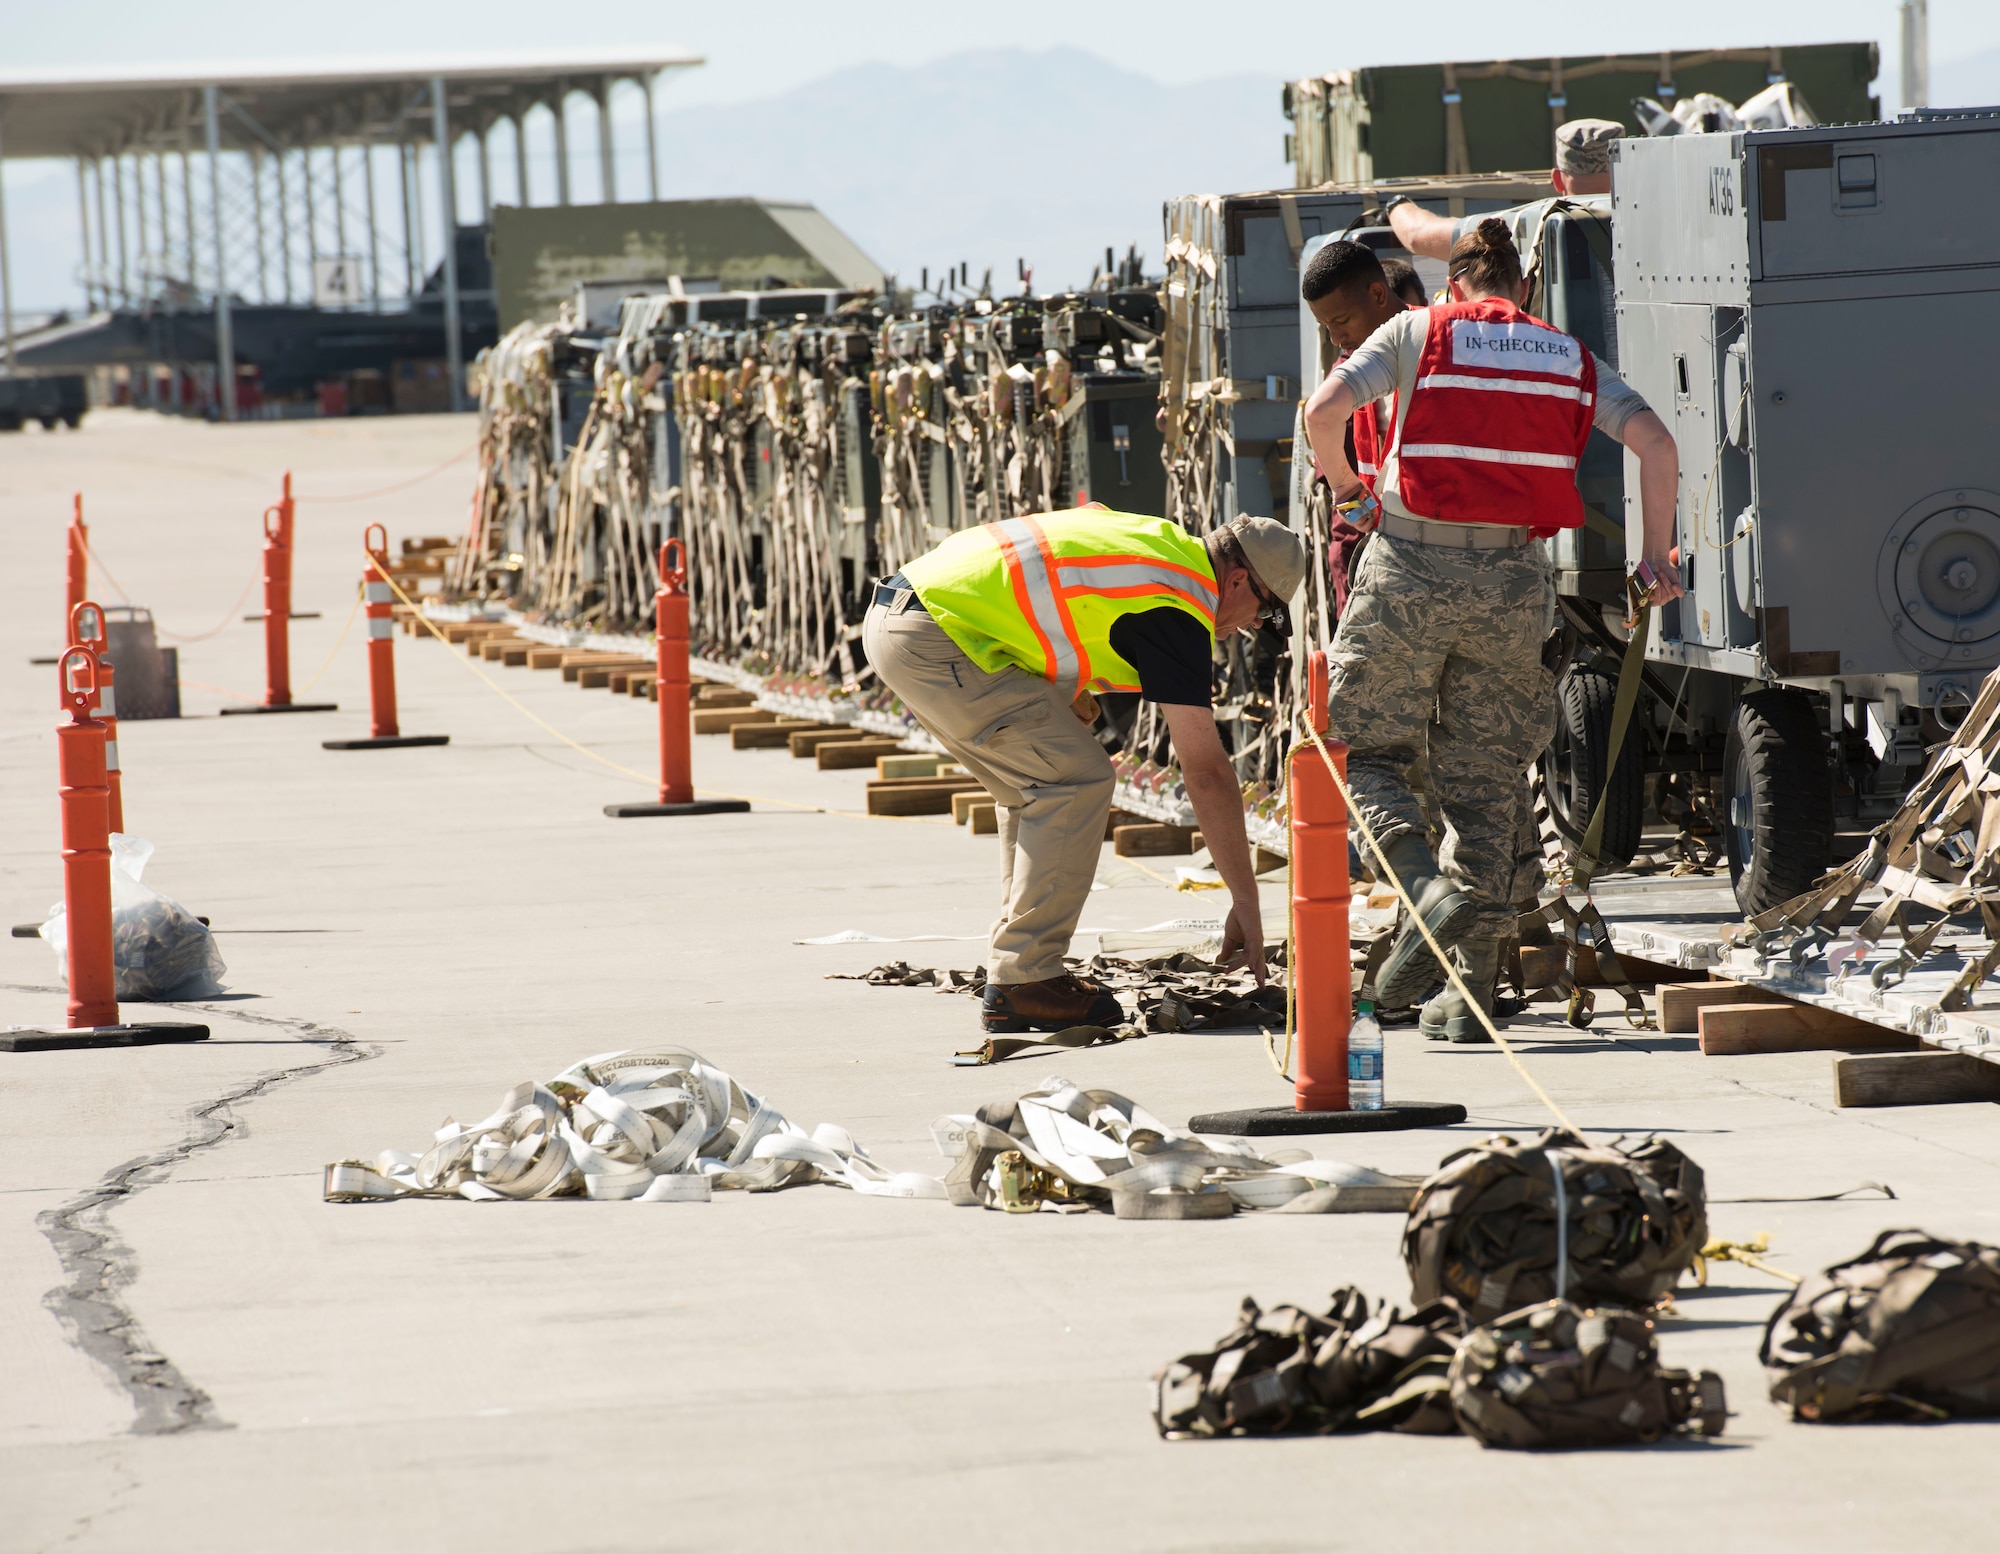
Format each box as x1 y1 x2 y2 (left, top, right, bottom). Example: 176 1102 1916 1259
1066 374 1166 515
1613 112 2000 710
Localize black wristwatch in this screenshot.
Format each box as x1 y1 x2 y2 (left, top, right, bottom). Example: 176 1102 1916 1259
1381 195 1416 221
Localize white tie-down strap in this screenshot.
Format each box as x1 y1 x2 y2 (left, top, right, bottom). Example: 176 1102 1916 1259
929 1074 1424 1217
324 1047 944 1204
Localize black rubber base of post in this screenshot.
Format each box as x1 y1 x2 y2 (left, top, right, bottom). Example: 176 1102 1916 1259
1189 1102 1468 1135
219 702 339 715
1 1022 211 1053
322 735 451 750
604 800 753 818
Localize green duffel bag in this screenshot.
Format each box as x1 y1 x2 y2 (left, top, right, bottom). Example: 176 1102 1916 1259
1762 1228 2000 1421
1451 1298 1727 1448
1154 1285 1466 1438
1403 1128 1706 1322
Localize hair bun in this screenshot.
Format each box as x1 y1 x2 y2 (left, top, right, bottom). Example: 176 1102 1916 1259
1476 216 1511 249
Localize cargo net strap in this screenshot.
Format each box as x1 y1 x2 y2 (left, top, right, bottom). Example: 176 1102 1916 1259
1740 662 2000 1007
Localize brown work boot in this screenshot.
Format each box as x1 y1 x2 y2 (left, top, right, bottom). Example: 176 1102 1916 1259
982 973 1125 1033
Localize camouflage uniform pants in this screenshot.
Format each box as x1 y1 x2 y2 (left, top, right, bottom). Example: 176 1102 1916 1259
1326 532 1557 937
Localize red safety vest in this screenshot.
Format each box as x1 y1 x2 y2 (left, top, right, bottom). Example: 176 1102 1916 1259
1389 298 1595 533
1350 394 1393 495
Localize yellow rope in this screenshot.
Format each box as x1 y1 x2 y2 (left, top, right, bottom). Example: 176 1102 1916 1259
294 584 363 696
373 560 941 822
1301 722 1579 1134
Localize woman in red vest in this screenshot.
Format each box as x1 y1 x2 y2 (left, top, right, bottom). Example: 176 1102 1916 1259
1300 217 1683 1040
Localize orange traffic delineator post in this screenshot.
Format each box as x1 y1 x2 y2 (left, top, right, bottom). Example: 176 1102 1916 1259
70 601 124 833
323 524 450 752
221 472 337 716
66 495 88 639
1188 650 1464 1136
0 648 208 1053
604 538 749 819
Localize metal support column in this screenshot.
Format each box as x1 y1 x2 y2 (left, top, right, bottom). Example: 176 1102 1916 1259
180 149 195 290
274 149 292 302
301 145 317 280
0 117 15 375
364 144 381 308
552 89 571 206
595 79 616 203
476 118 491 219
431 76 463 413
75 157 96 311
93 155 111 309
641 72 660 201
135 154 152 297
113 152 130 305
251 147 268 301
153 153 168 284
512 112 529 205
204 85 235 422
401 140 423 293
332 143 349 288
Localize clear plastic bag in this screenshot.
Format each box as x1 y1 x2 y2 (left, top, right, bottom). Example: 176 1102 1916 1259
41 834 228 1000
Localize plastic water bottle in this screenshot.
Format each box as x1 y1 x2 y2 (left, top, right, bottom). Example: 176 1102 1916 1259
1348 1001 1384 1111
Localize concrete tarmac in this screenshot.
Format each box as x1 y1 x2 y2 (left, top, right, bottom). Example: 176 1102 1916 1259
3 411 1997 1551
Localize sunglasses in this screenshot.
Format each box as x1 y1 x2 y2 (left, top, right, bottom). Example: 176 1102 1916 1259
1246 571 1290 633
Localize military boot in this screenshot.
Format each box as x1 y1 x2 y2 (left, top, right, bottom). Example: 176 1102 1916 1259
1419 937 1503 1044
1369 835 1476 1008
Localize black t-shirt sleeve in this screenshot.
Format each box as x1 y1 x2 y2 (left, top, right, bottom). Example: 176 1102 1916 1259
1107 607 1214 707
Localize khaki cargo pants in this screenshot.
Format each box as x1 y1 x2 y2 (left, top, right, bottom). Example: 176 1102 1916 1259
1326 533 1557 937
864 593 1114 984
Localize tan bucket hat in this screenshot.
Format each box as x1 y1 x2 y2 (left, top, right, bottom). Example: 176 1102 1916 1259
1226 515 1309 603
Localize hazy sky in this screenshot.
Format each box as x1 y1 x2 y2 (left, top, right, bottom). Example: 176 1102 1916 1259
7 0 1994 104
4 1 1996 311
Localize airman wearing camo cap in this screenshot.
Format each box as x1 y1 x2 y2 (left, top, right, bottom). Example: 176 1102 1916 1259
1386 117 1627 262
1554 117 1626 184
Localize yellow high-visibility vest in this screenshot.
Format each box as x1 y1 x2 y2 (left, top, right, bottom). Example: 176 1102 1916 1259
900 509 1217 696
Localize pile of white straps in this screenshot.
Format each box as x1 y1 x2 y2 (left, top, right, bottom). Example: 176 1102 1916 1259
934 1076 1419 1218
325 1048 946 1204
325 1051 1416 1216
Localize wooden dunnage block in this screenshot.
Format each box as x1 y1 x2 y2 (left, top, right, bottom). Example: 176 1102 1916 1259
732 719 823 749
1657 979 1790 1032
1697 1002 1921 1057
790 728 868 758
866 779 981 816
694 687 756 709
693 708 778 735
1114 823 1198 858
1834 1050 2000 1107
818 738 906 770
527 647 569 669
577 661 652 689
966 801 999 834
877 755 944 780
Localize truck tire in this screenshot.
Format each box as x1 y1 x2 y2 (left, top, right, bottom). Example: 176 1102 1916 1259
1538 664 1644 875
1724 688 1834 915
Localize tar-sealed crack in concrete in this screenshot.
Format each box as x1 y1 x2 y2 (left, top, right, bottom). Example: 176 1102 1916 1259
12 994 380 1435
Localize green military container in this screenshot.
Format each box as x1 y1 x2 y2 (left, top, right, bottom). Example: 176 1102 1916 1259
1284 43 1880 185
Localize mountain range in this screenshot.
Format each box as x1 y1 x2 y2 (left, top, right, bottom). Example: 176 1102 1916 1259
647 46 1284 292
